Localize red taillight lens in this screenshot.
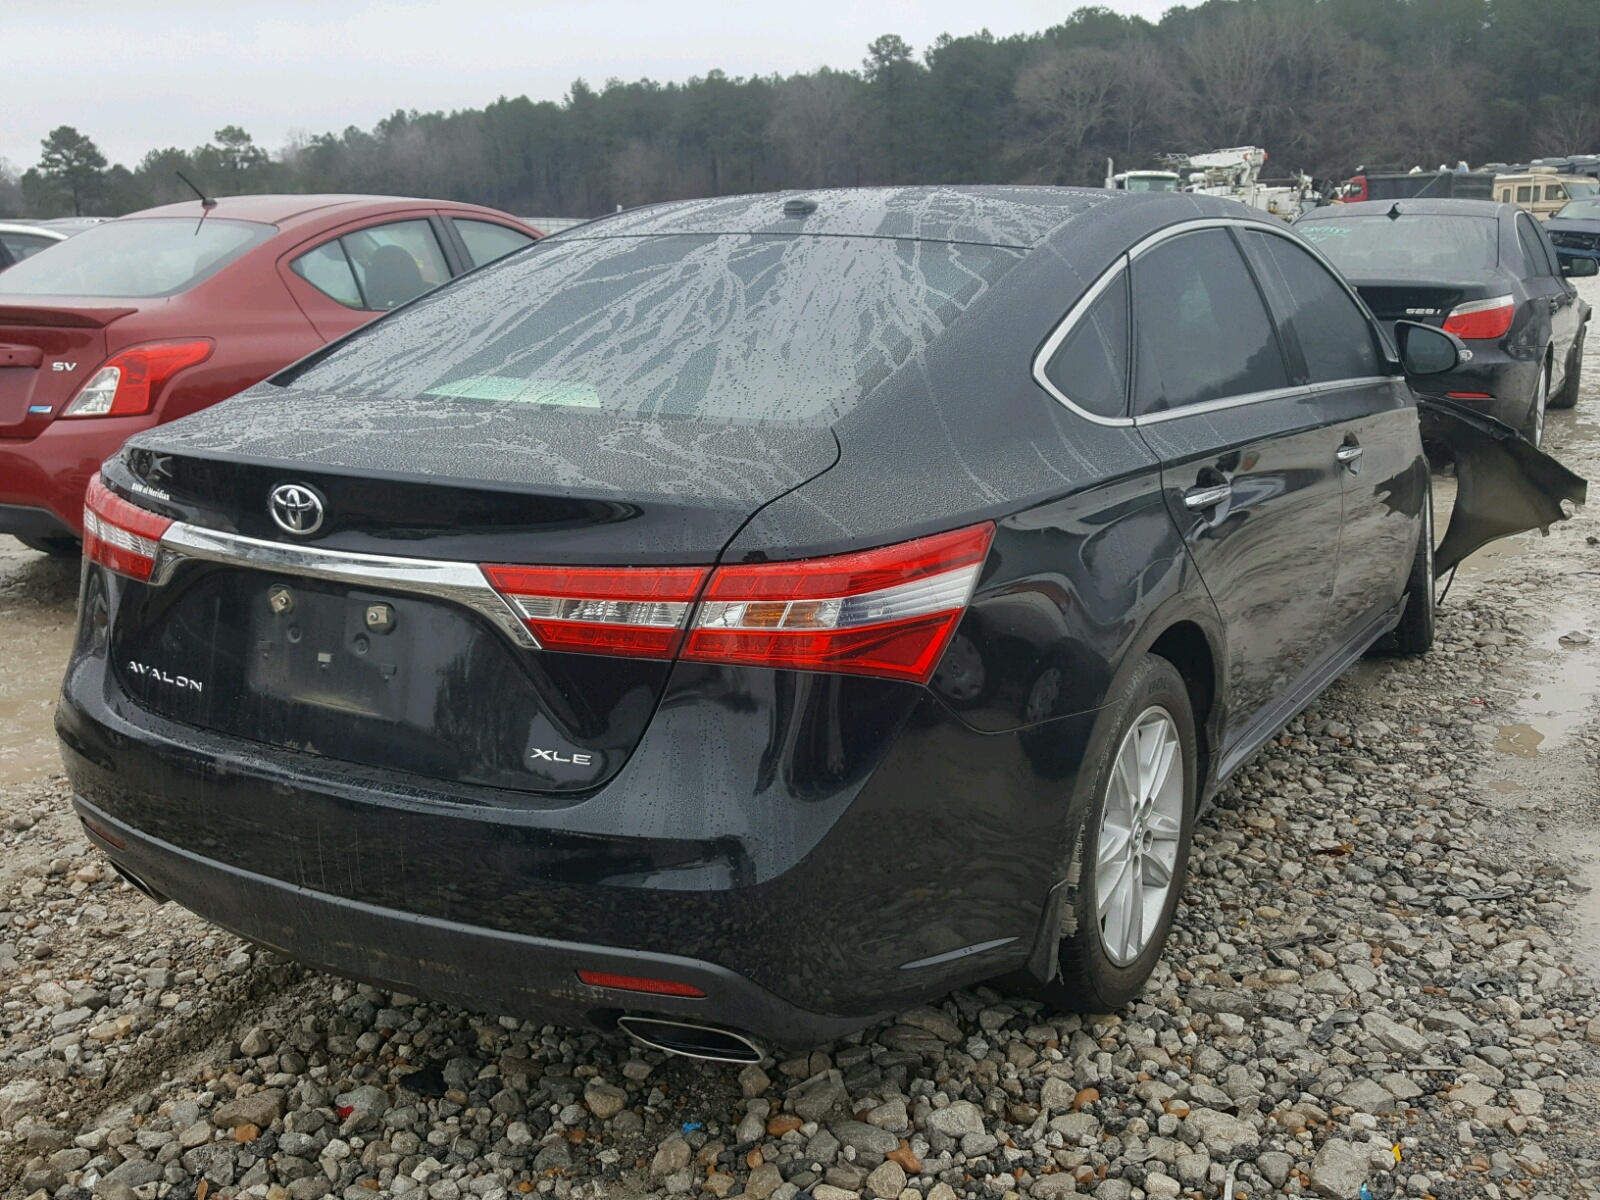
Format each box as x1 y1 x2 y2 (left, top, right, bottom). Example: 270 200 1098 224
576 970 705 997
83 472 173 581
480 564 710 658
1441 295 1514 340
62 339 214 418
682 522 994 683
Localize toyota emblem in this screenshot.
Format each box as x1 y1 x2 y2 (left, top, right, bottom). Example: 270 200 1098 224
269 483 325 535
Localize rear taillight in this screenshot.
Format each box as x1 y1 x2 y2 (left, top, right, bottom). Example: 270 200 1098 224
62 339 213 418
482 523 994 680
682 522 993 683
1441 295 1514 340
480 564 710 658
83 472 172 581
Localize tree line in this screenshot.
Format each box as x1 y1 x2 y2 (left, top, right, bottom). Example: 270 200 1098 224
4 0 1598 221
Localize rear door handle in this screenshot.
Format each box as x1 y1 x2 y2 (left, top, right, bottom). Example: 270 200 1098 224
1335 444 1363 465
1182 483 1233 510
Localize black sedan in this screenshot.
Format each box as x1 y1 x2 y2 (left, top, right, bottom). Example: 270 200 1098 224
1297 199 1594 439
1547 197 1600 272
58 188 1584 1057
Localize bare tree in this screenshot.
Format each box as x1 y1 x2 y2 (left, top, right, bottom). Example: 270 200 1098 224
767 70 865 188
1015 44 1121 179
1535 99 1600 157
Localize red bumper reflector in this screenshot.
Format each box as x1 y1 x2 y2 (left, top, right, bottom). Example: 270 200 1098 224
81 817 127 850
1445 392 1493 399
84 472 174 581
577 970 706 997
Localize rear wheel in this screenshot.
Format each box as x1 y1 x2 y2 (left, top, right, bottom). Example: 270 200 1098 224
1392 475 1435 656
16 534 80 557
1026 654 1197 1012
1550 326 1585 410
1522 360 1549 446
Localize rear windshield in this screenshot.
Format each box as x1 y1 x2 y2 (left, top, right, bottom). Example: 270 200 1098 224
0 217 273 298
1297 215 1499 275
280 233 1021 424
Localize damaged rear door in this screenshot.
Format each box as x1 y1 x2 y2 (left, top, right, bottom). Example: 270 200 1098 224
1418 396 1587 573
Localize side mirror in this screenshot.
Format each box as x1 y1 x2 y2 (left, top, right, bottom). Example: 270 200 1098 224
1561 255 1599 278
1395 320 1466 376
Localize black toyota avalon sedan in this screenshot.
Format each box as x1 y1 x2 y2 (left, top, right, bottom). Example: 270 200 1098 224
1296 198 1594 442
59 188 1583 1059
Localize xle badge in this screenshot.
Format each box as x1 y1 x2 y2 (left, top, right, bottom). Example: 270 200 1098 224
531 747 594 766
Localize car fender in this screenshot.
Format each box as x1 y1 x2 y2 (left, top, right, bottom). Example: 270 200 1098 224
1418 396 1587 574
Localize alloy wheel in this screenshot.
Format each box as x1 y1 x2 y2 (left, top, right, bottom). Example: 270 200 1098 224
1095 706 1185 966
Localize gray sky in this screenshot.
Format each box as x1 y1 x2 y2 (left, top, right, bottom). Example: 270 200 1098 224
1 0 1176 172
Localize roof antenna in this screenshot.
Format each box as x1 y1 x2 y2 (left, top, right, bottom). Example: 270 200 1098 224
1386 202 1403 221
176 171 217 233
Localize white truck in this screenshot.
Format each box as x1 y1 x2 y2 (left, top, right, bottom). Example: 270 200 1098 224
1169 146 1315 220
1104 160 1182 193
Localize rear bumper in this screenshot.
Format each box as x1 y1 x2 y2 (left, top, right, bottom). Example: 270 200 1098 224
0 502 77 542
1413 354 1538 430
73 795 864 1046
59 621 1083 1045
0 415 159 534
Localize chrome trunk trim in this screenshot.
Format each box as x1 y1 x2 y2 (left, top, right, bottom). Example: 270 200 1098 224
152 523 540 649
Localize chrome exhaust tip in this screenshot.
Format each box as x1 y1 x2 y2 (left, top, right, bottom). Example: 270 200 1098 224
616 1015 764 1064
112 863 168 905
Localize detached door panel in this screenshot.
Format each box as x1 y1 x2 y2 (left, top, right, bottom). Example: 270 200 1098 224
1128 227 1344 736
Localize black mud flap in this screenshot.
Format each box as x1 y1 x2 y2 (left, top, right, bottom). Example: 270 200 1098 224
1418 397 1588 575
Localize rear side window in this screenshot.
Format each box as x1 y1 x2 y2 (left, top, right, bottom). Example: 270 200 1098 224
1043 270 1129 418
292 219 450 311
281 233 1021 425
0 231 58 263
1131 229 1289 415
456 219 536 268
1516 215 1555 276
0 218 272 298
1241 231 1380 384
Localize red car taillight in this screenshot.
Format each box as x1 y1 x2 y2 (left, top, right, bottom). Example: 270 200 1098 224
83 472 173 581
1441 295 1514 340
683 522 994 683
480 564 710 658
483 523 994 681
61 339 214 418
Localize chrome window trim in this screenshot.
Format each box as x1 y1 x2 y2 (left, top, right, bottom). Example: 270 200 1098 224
151 523 541 649
1132 384 1309 426
1037 217 1403 426
1030 257 1134 427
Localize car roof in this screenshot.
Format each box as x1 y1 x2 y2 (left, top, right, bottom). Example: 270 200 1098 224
560 185 1271 250
116 193 529 232
1313 198 1509 219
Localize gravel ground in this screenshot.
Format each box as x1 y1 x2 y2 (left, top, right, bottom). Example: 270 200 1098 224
5 285 1600 1200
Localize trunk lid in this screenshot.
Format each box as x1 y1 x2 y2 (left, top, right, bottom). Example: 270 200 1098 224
0 303 133 436
1350 277 1501 337
102 389 839 795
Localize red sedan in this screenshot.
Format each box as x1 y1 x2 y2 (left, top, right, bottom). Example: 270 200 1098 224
0 194 541 553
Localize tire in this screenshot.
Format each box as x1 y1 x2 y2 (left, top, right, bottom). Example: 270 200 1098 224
1549 326 1584 410
16 534 81 557
1024 653 1198 1013
1392 474 1435 656
1522 360 1549 446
